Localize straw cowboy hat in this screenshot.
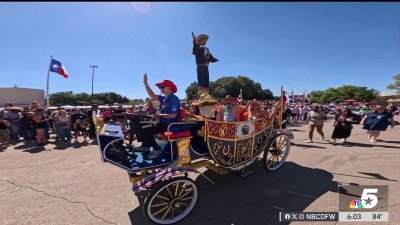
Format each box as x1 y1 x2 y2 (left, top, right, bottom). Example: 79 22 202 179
9 106 23 112
196 34 209 44
192 93 218 106
155 80 177 93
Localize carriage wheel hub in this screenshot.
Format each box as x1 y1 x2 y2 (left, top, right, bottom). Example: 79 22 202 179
170 199 182 208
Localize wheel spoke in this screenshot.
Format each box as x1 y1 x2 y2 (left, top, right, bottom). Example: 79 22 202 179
174 182 180 197
268 155 277 168
181 196 193 202
171 208 175 219
277 137 284 149
279 143 287 150
179 188 193 199
165 186 174 199
276 154 281 164
151 202 169 208
177 182 188 197
155 194 170 201
153 205 170 217
181 202 189 207
271 158 277 167
161 207 172 220
268 152 276 161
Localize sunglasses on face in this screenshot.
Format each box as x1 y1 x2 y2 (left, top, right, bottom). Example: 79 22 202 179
159 86 165 89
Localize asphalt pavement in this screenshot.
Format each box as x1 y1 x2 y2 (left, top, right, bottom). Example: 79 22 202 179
0 116 399 225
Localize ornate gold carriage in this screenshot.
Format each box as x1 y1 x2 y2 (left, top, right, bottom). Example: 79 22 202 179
97 113 293 224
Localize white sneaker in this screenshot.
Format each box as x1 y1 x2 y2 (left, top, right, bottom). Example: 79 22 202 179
370 138 378 143
305 140 313 143
341 139 346 143
329 139 336 144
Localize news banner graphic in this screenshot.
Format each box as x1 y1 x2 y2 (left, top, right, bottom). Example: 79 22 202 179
279 185 389 222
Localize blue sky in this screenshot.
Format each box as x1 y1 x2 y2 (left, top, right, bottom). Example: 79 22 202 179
1 2 399 100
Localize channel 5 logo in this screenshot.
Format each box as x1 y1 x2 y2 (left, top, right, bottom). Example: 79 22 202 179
339 185 388 212
349 188 378 209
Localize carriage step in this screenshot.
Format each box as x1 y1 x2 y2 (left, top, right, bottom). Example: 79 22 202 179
235 170 255 178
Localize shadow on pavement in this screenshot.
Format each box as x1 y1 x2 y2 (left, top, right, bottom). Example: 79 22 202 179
14 142 37 150
377 140 400 144
292 143 327 149
357 172 398 182
21 145 46 154
53 142 71 150
0 145 7 152
72 141 90 149
128 161 337 225
332 172 398 182
342 141 400 149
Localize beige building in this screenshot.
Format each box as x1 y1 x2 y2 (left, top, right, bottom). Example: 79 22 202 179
0 87 45 107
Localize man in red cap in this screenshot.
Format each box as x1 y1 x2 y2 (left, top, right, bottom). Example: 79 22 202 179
136 73 181 159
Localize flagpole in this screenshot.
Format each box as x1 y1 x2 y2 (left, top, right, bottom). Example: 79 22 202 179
279 86 283 129
291 89 294 104
46 55 53 107
240 89 243 104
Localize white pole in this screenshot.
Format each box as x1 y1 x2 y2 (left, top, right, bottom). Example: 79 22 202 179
291 89 294 104
46 56 52 107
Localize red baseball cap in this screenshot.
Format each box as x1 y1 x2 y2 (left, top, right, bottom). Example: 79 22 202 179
155 80 177 93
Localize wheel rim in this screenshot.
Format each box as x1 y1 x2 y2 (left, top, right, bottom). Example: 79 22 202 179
265 135 290 171
147 179 198 224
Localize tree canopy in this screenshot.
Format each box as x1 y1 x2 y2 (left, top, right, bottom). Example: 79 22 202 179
387 74 400 94
49 91 130 106
309 85 379 103
185 76 274 101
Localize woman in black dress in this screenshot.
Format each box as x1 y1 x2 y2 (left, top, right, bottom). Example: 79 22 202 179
32 108 48 145
329 108 353 144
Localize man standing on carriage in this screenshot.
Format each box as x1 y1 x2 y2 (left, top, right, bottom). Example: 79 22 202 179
192 32 219 96
135 73 181 159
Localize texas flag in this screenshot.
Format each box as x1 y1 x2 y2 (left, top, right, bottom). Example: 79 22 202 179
49 59 68 78
283 91 291 104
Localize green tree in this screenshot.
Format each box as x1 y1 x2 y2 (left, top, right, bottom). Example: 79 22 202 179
309 85 378 103
387 74 400 94
185 82 199 101
49 91 131 106
49 91 74 106
130 99 145 105
309 90 324 103
185 76 274 100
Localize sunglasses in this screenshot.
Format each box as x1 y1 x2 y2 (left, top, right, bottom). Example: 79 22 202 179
159 86 165 89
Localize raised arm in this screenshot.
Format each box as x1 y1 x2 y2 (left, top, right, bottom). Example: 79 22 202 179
143 73 158 101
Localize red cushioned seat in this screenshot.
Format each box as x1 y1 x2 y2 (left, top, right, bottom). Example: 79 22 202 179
161 130 191 140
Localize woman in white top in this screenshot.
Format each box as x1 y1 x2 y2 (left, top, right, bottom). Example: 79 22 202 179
54 110 72 143
306 105 327 143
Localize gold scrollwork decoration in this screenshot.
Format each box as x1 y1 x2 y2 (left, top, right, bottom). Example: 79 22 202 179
218 124 228 137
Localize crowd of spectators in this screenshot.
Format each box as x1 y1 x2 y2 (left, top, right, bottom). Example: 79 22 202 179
0 99 398 149
0 100 158 148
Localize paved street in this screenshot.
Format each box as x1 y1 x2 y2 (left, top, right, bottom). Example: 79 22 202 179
1 117 399 225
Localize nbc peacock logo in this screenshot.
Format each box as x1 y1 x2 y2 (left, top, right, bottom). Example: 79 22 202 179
349 200 364 209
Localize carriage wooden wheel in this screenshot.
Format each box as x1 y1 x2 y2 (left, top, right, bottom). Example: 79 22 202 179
263 133 291 171
144 177 198 224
